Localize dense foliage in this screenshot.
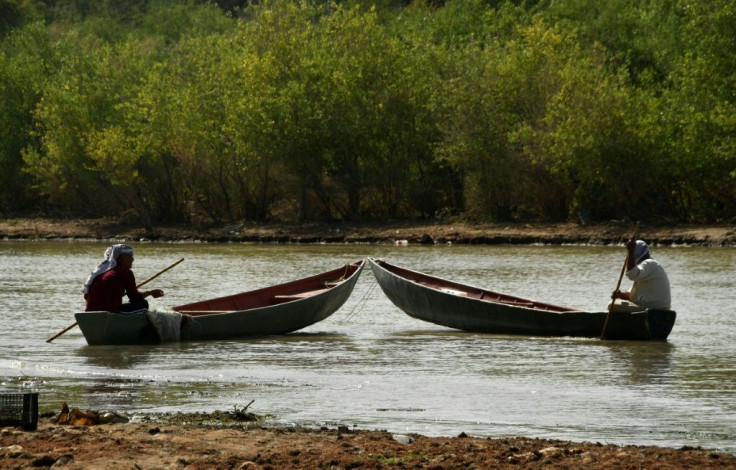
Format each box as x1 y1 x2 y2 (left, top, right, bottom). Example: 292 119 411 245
1 0 734 225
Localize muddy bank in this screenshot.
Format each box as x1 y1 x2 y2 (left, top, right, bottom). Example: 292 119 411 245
1 218 734 245
2 413 735 470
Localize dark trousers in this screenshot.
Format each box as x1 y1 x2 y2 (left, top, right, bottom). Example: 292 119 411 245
120 298 149 315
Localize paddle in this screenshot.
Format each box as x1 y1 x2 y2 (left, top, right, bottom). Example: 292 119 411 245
45 257 184 343
600 223 639 340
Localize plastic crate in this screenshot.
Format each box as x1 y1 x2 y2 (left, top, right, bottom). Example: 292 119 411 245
0 392 38 430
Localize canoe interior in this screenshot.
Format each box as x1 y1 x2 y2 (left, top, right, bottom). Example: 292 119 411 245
173 260 363 316
374 259 582 313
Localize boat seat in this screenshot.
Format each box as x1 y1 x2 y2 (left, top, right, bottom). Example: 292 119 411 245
507 301 535 308
479 292 535 308
175 310 235 316
493 299 535 307
272 288 331 304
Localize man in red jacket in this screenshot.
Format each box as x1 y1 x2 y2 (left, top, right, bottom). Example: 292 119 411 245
83 244 164 314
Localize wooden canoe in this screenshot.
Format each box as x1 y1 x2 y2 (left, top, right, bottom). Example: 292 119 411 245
75 260 365 345
369 258 675 341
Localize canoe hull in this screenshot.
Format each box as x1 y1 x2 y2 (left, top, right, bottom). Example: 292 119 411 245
74 312 159 345
369 258 675 341
75 260 365 345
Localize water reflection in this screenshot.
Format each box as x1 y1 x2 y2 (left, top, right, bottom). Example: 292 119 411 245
76 345 159 369
604 341 675 385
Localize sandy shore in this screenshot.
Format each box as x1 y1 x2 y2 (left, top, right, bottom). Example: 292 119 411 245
2 413 735 469
0 217 734 245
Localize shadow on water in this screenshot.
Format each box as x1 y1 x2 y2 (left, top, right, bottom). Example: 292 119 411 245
602 341 675 385
76 345 156 369
75 331 354 368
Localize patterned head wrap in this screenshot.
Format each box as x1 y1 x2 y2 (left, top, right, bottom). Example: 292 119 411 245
634 240 649 264
82 244 134 294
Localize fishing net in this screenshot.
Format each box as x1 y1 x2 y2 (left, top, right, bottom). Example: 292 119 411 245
146 308 185 342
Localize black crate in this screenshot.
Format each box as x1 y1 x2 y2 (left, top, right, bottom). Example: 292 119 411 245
0 392 38 430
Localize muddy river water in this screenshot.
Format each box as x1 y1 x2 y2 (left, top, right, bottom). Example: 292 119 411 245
1 241 734 452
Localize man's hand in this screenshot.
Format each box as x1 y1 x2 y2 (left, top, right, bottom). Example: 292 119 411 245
146 289 165 298
611 289 630 301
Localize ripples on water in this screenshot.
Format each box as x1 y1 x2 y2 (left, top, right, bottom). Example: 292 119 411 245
1 241 734 452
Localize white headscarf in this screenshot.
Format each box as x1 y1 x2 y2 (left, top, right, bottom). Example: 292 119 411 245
82 244 134 294
634 240 650 264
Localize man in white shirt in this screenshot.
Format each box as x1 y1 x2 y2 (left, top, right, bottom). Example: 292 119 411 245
610 239 671 312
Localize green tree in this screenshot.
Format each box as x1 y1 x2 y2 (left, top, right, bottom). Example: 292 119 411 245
433 16 575 221
316 5 443 220
657 0 736 221
541 0 682 86
0 22 50 212
5 0 734 224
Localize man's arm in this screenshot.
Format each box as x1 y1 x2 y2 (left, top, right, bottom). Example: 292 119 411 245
126 270 164 299
142 289 164 299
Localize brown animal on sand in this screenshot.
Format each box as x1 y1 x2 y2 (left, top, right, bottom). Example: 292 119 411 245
57 403 129 426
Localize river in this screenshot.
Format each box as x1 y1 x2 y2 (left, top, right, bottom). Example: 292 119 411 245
1 241 734 452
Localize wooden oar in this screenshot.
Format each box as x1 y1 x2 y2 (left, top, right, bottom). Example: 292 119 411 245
45 257 184 343
133 257 184 288
600 223 639 340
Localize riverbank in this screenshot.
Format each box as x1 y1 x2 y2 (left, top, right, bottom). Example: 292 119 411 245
0 217 734 245
2 414 735 469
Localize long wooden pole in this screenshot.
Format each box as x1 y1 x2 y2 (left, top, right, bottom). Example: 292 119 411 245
132 257 184 288
45 258 184 343
600 223 639 340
